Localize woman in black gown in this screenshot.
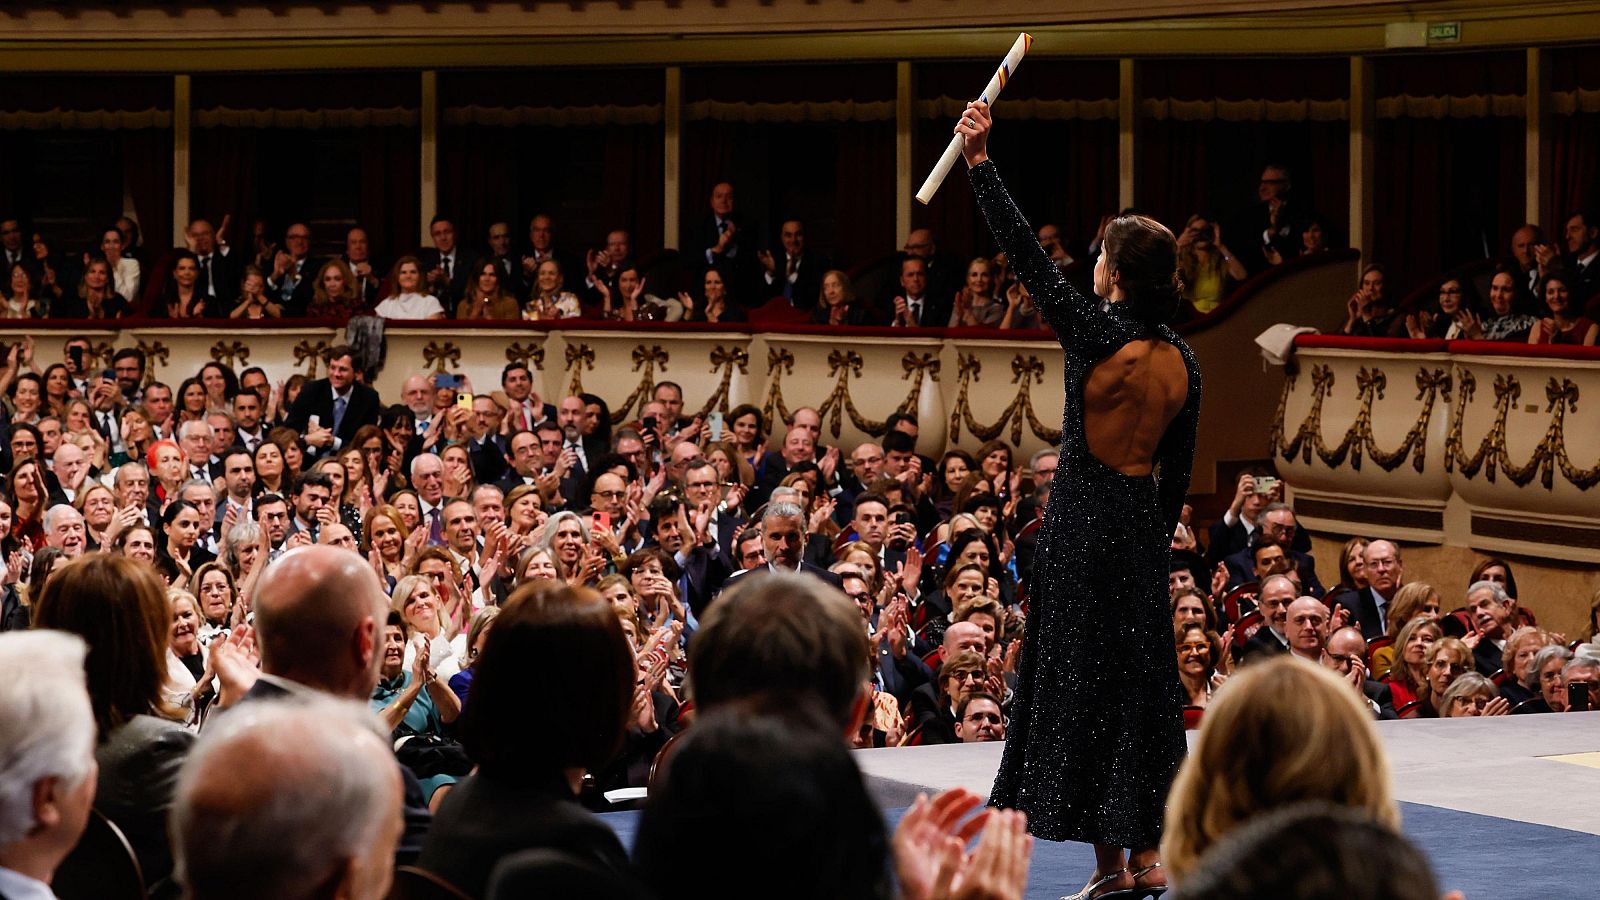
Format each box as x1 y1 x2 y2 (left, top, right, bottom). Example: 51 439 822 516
957 100 1201 900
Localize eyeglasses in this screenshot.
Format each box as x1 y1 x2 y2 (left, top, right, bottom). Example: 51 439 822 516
593 490 627 501
952 671 986 683
963 712 1002 725
686 480 718 490
846 592 872 604
1177 643 1210 655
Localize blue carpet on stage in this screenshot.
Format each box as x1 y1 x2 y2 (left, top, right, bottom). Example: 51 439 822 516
601 800 1600 899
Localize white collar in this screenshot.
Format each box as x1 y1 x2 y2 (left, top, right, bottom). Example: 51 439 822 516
0 864 58 900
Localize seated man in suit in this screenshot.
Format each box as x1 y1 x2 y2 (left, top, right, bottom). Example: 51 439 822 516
1347 539 1405 641
681 458 745 560
284 345 381 460
418 215 473 308
266 222 319 316
187 217 242 308
1241 574 1298 663
172 694 403 900
759 219 828 308
1466 580 1520 677
0 631 99 900
1324 626 1398 720
648 495 732 619
750 425 816 509
717 501 843 598
1222 503 1323 597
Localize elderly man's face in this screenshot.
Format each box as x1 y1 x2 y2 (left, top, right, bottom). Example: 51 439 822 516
49 509 86 557
1324 629 1367 679
782 429 813 466
1363 541 1402 595
943 621 986 657
1257 579 1297 633
1468 587 1513 636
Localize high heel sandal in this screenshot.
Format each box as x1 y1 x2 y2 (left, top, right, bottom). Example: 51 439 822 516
1127 862 1168 899
1062 869 1129 900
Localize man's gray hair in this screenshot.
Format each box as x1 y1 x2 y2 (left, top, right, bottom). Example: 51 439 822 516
115 461 149 483
1028 447 1058 470
42 502 82 534
762 501 804 523
1466 580 1510 607
409 452 442 479
179 419 213 441
1260 501 1296 520
769 487 801 506
1562 657 1600 680
471 483 503 504
1260 573 1298 595
1525 644 1574 690
0 631 95 845
180 478 214 498
172 695 397 900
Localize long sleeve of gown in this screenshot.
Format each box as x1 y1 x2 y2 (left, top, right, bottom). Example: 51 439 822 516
968 159 1131 359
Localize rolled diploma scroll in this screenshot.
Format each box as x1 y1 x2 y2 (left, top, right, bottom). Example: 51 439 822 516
914 32 1034 205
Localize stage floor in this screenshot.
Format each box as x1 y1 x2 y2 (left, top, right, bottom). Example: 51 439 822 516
848 711 1600 898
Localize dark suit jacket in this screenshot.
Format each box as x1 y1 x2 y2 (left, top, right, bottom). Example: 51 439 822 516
469 434 510 485
270 255 320 317
194 248 243 307
1223 547 1325 598
1347 586 1389 641
418 248 476 308
909 683 958 745
671 540 734 619
765 251 830 307
417 772 630 900
1473 637 1506 678
340 254 383 308
1364 678 1399 720
236 678 430 864
718 561 844 598
283 378 382 452
877 641 934 709
1241 627 1289 664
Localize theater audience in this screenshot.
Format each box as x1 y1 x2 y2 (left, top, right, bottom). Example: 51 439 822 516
1528 269 1598 345
1339 264 1402 337
1386 615 1441 710
1518 644 1573 714
1416 636 1472 718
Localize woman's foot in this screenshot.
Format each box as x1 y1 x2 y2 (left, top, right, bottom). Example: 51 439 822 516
1130 861 1167 893
1064 868 1133 900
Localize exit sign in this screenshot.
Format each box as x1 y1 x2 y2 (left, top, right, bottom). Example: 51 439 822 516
1428 21 1461 43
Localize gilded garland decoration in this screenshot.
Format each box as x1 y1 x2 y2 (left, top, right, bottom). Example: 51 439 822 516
564 344 595 397
691 345 750 420
1444 368 1600 490
610 345 670 423
292 340 330 378
210 341 250 368
948 353 1063 446
422 341 461 374
1269 363 1449 474
761 347 796 427
136 340 169 387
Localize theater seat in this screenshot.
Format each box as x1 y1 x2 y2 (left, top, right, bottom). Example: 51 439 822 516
746 295 811 326
1365 636 1396 679
389 865 472 900
1222 583 1259 625
1182 706 1205 730
54 809 143 900
1395 700 1423 719
647 730 688 793
1440 610 1475 639
1231 609 1264 649
487 849 646 900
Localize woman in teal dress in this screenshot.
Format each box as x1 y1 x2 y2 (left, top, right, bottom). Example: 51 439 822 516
371 611 465 805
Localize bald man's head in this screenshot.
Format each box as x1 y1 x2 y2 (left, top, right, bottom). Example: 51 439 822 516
253 546 388 698
172 695 402 900
943 621 986 657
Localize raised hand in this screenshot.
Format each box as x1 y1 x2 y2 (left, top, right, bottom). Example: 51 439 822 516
955 100 994 168
892 788 993 900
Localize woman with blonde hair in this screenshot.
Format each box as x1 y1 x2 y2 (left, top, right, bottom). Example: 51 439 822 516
1372 582 1440 679
1162 655 1397 885
1386 615 1441 709
1417 636 1472 718
308 257 365 319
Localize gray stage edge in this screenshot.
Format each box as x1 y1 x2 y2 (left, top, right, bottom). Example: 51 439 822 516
854 711 1600 835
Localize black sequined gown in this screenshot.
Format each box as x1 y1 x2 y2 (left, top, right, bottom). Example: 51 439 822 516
970 161 1200 848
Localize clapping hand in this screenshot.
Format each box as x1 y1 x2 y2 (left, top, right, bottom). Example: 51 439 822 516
892 789 993 900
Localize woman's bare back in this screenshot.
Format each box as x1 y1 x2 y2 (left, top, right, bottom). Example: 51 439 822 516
1082 338 1190 476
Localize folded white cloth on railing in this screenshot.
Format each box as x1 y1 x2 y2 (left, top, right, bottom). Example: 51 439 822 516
1255 323 1319 367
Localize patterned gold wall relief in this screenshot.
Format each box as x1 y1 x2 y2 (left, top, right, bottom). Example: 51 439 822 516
1445 368 1600 490
1269 364 1449 473
949 353 1063 446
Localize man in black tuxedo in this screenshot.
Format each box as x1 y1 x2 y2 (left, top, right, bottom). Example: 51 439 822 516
1345 539 1403 642
519 213 580 298
887 256 950 328
266 222 319 316
1561 210 1600 298
759 219 829 308
283 345 381 460
342 226 382 308
1240 574 1297 663
717 501 843 599
186 217 242 308
467 394 509 485
481 221 525 300
418 215 474 309
235 545 430 863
